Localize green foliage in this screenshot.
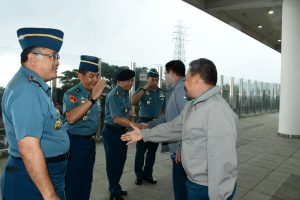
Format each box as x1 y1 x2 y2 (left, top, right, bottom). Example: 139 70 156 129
58 69 80 91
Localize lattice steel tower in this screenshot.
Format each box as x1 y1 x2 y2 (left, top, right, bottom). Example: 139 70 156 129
173 21 187 63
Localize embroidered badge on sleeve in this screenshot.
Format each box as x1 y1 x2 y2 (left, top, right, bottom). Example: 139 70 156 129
69 95 77 103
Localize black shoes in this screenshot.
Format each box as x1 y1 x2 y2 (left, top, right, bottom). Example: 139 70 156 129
135 176 158 185
143 176 157 184
109 195 124 200
109 190 127 200
135 177 143 185
120 190 128 196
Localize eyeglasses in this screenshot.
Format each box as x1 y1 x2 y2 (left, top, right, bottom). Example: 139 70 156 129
32 52 60 61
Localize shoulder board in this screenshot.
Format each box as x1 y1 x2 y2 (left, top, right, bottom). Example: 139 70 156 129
28 76 41 87
71 87 81 94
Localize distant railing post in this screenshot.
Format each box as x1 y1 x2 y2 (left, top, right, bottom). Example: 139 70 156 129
230 77 234 109
220 75 224 97
239 79 243 117
129 62 136 112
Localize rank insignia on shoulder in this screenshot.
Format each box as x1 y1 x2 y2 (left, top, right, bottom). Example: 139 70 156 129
74 88 80 94
145 91 150 96
28 76 40 86
115 90 119 96
69 95 77 103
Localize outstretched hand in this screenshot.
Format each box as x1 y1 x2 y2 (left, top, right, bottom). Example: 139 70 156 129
121 123 143 145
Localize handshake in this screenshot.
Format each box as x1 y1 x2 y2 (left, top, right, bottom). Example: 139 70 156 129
136 122 148 129
121 123 145 145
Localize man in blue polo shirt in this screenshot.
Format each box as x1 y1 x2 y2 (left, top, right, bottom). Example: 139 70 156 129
63 55 106 200
1 27 70 200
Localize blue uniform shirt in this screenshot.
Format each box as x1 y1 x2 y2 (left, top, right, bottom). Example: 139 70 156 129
63 83 101 135
104 85 130 128
136 87 165 118
1 66 70 158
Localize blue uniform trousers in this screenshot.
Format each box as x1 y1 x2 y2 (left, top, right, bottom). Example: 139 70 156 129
172 157 188 200
102 125 128 197
1 155 67 200
65 133 96 200
186 179 236 200
134 117 159 178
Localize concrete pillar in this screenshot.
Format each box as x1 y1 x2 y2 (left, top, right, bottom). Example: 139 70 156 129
279 0 300 138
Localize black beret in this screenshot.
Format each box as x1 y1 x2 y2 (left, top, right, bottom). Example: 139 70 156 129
116 69 135 81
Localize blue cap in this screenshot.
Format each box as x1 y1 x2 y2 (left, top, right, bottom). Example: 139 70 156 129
116 69 135 81
17 27 64 52
79 55 99 73
147 68 159 78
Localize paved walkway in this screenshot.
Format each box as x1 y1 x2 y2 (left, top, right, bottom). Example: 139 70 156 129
90 113 300 200
1 113 300 199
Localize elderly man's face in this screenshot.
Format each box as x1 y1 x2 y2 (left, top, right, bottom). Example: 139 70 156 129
184 70 202 99
79 71 100 92
184 71 193 99
31 47 60 81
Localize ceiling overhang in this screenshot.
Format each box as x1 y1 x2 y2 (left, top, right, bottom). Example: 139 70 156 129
182 0 282 52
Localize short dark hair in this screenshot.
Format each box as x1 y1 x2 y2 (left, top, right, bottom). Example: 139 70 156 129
20 46 37 64
165 60 185 77
189 58 217 86
78 69 88 75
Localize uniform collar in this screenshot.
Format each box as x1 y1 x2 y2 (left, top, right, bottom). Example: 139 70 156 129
147 87 159 93
78 82 90 97
192 86 221 105
116 84 128 96
20 66 50 93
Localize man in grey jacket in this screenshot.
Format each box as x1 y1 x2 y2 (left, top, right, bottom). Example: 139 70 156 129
121 58 237 200
147 60 188 200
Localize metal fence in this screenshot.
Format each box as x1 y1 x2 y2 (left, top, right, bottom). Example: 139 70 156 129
219 75 280 117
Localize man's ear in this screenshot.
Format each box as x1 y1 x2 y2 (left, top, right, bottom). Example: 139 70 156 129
78 73 83 81
27 53 37 65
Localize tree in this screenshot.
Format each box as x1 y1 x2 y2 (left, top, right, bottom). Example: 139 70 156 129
58 69 80 91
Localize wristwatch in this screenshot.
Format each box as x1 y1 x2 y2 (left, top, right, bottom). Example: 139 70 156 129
87 95 96 105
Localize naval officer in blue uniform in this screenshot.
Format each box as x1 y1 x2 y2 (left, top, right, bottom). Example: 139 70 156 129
1 27 70 200
103 69 144 200
131 68 165 185
63 55 106 200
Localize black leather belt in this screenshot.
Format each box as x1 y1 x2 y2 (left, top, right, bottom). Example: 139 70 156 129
139 116 156 120
46 153 69 163
105 124 127 131
68 132 96 140
11 153 69 164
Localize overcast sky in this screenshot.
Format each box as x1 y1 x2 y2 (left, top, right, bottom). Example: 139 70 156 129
0 0 281 86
